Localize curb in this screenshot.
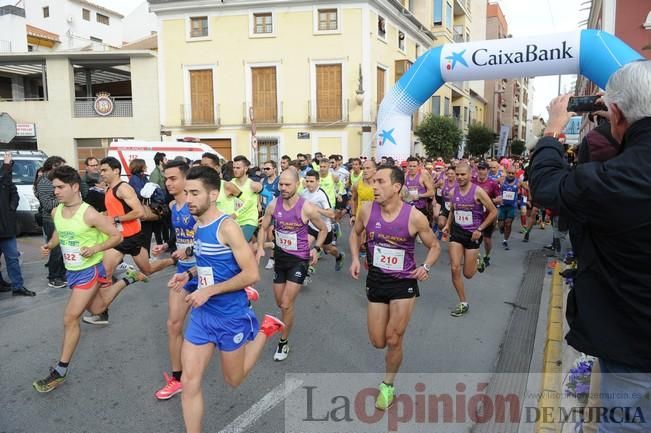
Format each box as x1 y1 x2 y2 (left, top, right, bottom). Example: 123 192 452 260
536 259 564 433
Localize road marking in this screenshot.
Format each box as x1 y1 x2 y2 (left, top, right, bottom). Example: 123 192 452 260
219 377 304 433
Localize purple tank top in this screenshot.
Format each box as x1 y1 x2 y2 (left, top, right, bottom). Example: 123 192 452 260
405 171 427 209
365 202 416 279
442 179 456 207
451 184 484 232
273 197 310 260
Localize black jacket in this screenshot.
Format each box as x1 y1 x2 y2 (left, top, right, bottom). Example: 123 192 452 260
0 162 19 238
530 117 651 370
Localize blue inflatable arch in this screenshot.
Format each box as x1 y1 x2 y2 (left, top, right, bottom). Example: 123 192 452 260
376 30 643 161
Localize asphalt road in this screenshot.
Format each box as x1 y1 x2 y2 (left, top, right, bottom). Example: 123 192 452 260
0 222 553 433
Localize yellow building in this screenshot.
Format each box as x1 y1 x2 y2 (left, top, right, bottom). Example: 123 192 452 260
0 50 160 167
150 0 442 162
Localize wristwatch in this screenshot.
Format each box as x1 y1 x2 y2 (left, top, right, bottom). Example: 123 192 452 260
113 216 120 224
185 246 194 257
185 269 194 280
421 263 431 273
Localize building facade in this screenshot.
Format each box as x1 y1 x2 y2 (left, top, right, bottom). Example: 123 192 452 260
0 50 160 167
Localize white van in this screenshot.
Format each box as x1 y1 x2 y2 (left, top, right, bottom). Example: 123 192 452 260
108 140 226 179
2 150 47 235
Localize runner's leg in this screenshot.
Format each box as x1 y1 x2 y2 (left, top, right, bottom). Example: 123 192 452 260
181 341 215 433
383 298 416 385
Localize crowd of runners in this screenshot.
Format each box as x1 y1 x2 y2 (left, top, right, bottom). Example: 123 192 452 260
26 149 556 432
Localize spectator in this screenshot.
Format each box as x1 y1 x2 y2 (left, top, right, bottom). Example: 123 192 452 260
128 158 160 255
82 157 101 188
35 156 67 289
529 60 651 431
200 152 220 171
149 152 167 189
0 152 34 296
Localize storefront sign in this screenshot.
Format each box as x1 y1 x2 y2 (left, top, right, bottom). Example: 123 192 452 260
16 123 36 137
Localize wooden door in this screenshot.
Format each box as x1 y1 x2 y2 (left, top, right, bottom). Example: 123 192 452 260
252 67 277 123
316 64 342 122
377 67 385 112
190 70 214 124
201 138 232 161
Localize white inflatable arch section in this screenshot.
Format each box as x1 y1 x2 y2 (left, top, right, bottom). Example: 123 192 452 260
375 30 643 161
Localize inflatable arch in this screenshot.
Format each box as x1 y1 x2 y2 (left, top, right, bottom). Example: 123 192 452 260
375 30 643 161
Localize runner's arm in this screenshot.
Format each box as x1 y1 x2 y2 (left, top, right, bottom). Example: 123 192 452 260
84 207 123 253
476 187 498 228
419 171 436 199
443 191 454 232
350 184 358 219
115 184 145 221
256 199 275 255
349 202 369 258
250 180 263 193
225 181 241 198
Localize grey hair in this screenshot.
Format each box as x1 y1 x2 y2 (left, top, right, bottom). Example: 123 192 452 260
603 60 651 124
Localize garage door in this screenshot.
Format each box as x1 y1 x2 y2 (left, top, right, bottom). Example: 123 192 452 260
201 139 232 161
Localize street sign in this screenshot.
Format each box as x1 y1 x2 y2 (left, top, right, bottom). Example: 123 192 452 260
16 123 36 137
0 112 17 143
297 132 310 139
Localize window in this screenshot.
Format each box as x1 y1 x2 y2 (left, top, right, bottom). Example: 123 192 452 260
42 6 49 18
446 2 452 31
189 69 214 125
377 67 386 112
316 64 342 122
378 16 386 39
257 137 279 166
253 13 272 34
90 36 103 43
398 31 405 51
444 97 451 116
251 67 277 123
433 0 442 25
96 13 109 25
190 16 208 38
464 106 468 122
318 9 338 31
82 8 90 21
395 59 412 83
432 96 441 116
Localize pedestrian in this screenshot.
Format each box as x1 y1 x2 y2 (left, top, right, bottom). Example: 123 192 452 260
35 156 67 289
0 152 34 296
529 60 651 433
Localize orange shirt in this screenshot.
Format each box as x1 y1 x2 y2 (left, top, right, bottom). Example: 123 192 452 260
105 182 141 238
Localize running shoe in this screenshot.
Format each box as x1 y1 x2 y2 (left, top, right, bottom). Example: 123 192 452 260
244 286 259 303
154 372 182 400
273 340 290 361
450 302 469 317
126 268 148 283
115 262 135 278
476 256 486 273
47 279 67 289
519 226 527 234
502 240 509 250
335 252 345 271
523 230 530 242
375 382 395 410
265 258 275 270
33 367 67 393
260 314 285 338
82 310 109 325
484 256 491 267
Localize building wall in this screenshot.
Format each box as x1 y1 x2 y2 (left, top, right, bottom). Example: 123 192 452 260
0 7 28 52
122 1 158 43
0 54 160 166
615 0 650 59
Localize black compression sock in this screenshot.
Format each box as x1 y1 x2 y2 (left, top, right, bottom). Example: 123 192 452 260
172 371 182 381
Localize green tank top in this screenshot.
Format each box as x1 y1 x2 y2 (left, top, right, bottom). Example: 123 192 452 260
350 170 363 187
232 178 259 227
320 173 336 205
216 182 236 215
54 202 106 271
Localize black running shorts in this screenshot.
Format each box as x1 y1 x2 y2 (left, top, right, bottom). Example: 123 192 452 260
115 233 145 257
450 223 482 250
365 267 419 304
273 251 310 285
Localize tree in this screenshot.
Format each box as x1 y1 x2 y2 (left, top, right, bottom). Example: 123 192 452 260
466 123 494 157
414 114 462 159
511 139 526 156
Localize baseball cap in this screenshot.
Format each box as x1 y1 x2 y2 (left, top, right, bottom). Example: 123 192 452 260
477 161 489 169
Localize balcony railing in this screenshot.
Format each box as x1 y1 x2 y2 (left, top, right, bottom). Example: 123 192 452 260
74 97 132 117
180 104 221 127
243 101 284 125
308 99 350 124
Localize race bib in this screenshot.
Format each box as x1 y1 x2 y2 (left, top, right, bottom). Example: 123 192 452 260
197 266 214 289
454 210 473 226
502 191 516 201
523 197 528 204
408 187 420 200
234 198 244 212
445 202 451 211
436 188 442 196
373 246 405 271
275 230 298 251
61 245 83 267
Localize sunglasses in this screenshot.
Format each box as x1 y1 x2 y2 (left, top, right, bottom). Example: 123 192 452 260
263 167 273 171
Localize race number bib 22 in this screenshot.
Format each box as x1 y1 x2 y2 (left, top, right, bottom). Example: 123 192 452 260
373 246 405 271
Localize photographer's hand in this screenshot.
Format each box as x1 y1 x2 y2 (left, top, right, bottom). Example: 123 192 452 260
545 93 576 137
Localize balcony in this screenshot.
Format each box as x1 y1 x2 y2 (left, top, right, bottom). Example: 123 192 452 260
308 99 350 125
180 104 221 128
74 97 132 117
243 101 284 126
453 25 465 43
453 0 471 17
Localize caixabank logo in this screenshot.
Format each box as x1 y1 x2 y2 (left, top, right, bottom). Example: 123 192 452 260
471 41 574 66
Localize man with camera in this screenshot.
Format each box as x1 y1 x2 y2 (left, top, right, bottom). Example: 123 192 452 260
529 60 651 432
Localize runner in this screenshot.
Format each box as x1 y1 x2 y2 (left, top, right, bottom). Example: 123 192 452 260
331 155 349 240
349 165 440 410
33 166 144 392
443 162 497 317
256 169 328 361
437 165 457 238
231 155 262 244
349 157 363 189
498 167 519 250
488 160 504 183
350 159 377 259
404 157 435 223
82 157 174 325
261 160 280 270
169 166 284 433
472 161 502 270
302 170 345 272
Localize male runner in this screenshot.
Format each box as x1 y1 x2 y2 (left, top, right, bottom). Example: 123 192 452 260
302 170 345 272
82 157 174 325
488 160 504 183
231 155 262 243
437 165 457 237
472 161 502 270
350 159 376 258
349 157 363 189
256 169 328 361
443 163 497 317
168 166 284 433
498 167 519 250
261 160 280 270
350 165 440 410
404 157 435 222
34 166 143 392
280 155 291 172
